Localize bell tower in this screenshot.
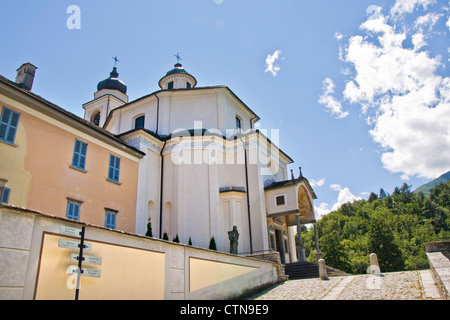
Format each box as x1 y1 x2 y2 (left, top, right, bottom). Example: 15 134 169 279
83 57 128 127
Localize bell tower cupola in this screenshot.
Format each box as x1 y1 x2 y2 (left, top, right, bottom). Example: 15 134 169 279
158 53 197 90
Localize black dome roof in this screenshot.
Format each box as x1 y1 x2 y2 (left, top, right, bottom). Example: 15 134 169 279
166 63 192 76
97 67 127 94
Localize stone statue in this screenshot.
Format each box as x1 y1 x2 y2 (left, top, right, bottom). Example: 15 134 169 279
228 226 239 254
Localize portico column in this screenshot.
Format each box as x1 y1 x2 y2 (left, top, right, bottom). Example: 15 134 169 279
313 222 322 261
296 215 306 262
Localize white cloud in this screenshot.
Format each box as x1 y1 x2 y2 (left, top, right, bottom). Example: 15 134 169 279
333 3 450 180
265 50 282 77
310 178 326 187
330 184 343 191
412 32 427 50
414 12 442 31
314 202 331 220
331 187 362 211
318 78 349 119
314 185 362 219
390 0 436 19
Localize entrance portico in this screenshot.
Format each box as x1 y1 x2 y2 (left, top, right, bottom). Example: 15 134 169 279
264 169 319 263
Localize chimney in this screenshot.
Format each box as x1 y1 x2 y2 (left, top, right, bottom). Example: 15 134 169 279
15 63 37 91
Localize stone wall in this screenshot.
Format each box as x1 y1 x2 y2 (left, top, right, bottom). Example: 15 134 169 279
425 241 450 300
247 251 288 281
425 241 450 259
0 204 283 300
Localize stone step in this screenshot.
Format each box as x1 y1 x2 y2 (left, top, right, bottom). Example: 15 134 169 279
285 262 350 279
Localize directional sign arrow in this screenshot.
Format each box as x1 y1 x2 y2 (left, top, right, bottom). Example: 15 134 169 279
70 253 102 265
67 265 101 278
58 239 92 251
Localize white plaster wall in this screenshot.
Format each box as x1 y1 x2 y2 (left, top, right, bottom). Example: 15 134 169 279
107 88 258 138
265 186 298 216
106 98 159 134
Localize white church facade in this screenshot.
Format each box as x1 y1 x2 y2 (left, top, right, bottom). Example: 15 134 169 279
82 61 319 263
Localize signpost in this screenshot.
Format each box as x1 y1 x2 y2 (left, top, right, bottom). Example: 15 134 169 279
75 226 86 300
58 225 102 300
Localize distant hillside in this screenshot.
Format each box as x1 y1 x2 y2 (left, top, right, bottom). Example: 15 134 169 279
414 171 450 196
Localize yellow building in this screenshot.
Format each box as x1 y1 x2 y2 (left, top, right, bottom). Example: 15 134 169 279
0 63 143 233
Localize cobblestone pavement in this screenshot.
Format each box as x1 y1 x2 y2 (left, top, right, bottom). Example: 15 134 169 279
253 270 442 300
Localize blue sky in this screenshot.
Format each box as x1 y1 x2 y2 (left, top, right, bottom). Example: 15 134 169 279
1 0 449 219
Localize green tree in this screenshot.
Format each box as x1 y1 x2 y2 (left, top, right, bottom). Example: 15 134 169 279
367 209 404 272
320 230 351 272
209 236 217 250
368 192 378 203
145 218 153 237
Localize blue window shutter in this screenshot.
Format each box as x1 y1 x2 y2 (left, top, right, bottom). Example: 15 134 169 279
114 157 121 181
1 187 10 204
80 142 87 168
73 203 80 220
108 154 121 182
0 107 20 144
105 211 117 229
66 202 73 219
72 140 80 166
108 155 114 180
66 201 80 221
72 139 87 169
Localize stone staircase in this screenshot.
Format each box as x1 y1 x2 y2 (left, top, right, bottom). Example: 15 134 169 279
284 261 350 280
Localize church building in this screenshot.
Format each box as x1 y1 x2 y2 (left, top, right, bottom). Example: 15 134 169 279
0 59 319 264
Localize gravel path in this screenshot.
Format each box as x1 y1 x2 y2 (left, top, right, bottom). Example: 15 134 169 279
253 270 441 300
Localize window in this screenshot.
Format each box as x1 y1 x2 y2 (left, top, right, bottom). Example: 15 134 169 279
66 201 81 221
134 115 145 129
0 187 10 204
235 116 242 130
108 154 121 183
275 195 285 206
186 82 191 89
168 81 174 89
91 112 100 126
0 107 20 144
71 139 88 170
105 210 117 229
269 233 276 250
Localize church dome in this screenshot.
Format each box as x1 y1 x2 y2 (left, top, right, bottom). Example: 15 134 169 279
97 67 127 94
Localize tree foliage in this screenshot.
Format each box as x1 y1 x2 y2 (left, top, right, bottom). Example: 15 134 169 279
304 181 450 274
